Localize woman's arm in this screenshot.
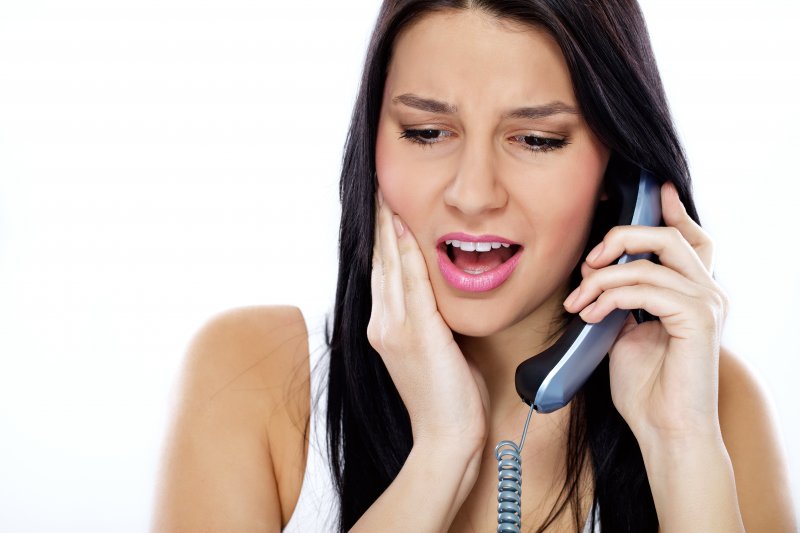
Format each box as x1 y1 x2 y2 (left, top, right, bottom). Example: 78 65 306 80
638 401 742 532
150 306 309 533
567 183 796 531
718 347 796 531
349 439 482 533
637 346 796 532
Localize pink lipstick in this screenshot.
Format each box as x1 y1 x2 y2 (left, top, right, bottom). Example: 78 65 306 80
436 232 523 292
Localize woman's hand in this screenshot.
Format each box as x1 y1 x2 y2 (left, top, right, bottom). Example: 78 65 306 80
562 181 729 445
354 190 490 533
367 189 490 453
564 182 746 532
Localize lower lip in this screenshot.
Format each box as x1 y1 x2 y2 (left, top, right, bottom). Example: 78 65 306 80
436 245 523 293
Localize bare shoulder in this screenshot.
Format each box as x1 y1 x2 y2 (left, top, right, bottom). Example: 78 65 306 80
151 305 311 533
718 345 798 532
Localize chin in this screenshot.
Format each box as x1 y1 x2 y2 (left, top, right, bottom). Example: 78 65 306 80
438 304 513 338
443 318 504 338
433 279 566 341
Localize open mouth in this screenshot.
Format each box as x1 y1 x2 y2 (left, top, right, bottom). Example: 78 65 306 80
440 241 523 275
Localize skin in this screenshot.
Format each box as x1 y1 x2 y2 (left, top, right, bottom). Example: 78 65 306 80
150 8 797 533
374 10 609 423
366 8 785 532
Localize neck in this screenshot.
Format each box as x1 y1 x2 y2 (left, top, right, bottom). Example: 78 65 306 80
453 286 573 443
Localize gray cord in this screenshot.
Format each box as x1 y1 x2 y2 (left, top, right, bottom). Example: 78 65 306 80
494 403 535 533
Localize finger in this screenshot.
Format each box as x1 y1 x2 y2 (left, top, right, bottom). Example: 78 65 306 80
375 197 406 319
661 182 715 273
564 259 701 313
373 190 382 261
371 217 384 315
584 225 713 288
577 283 716 336
368 197 388 349
394 215 440 322
372 187 385 263
580 260 598 279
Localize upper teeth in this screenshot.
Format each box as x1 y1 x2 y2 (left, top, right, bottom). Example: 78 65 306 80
445 240 511 252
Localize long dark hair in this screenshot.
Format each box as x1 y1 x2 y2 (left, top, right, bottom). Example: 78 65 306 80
325 1 700 531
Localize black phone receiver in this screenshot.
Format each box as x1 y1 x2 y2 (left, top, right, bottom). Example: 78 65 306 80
514 167 662 413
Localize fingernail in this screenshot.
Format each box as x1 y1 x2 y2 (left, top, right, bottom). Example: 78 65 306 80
580 301 596 320
377 189 384 206
587 243 604 263
564 287 581 308
392 215 404 237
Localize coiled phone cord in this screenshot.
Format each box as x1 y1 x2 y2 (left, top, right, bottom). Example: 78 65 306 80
494 403 535 533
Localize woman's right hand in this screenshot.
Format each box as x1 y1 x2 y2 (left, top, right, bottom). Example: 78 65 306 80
367 189 489 454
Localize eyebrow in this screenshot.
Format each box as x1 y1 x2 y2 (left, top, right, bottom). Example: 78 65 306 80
392 93 580 119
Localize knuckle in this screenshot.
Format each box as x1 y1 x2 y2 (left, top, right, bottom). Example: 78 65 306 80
720 290 730 316
694 222 712 242
581 269 597 290
633 258 655 272
606 225 622 241
367 318 403 353
583 267 609 295
595 287 614 307
710 283 730 318
666 225 683 242
398 240 421 261
695 296 720 329
397 242 413 261
402 273 415 297
381 254 396 273
366 320 381 350
703 282 725 308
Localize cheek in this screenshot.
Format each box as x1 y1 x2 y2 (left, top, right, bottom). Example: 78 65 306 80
375 121 430 222
549 180 599 231
544 197 596 255
374 126 402 201
533 154 606 260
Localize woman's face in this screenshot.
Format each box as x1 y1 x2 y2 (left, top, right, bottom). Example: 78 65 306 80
375 9 610 338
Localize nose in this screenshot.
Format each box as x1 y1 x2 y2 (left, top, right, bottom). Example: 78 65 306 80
442 138 508 216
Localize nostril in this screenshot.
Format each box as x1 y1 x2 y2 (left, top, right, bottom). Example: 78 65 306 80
443 177 509 215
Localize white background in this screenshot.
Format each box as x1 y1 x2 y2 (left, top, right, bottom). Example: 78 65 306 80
0 1 797 531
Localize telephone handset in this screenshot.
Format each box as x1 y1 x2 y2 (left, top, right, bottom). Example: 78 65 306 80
494 166 663 531
514 167 663 413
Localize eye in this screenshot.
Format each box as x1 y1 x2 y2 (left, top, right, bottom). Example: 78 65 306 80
511 134 569 153
399 128 453 146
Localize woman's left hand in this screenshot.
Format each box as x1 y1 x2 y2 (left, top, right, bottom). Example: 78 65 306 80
562 181 729 445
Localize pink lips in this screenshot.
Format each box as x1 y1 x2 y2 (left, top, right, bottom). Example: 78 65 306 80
436 232 523 293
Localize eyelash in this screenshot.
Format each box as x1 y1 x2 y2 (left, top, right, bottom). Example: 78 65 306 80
398 129 569 153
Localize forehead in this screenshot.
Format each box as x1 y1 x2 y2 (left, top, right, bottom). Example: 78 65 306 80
385 9 576 109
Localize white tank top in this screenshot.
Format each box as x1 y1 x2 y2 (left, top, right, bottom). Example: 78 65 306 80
282 304 338 532
281 305 601 532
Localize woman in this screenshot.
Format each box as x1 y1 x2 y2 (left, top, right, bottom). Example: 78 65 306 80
152 1 796 531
